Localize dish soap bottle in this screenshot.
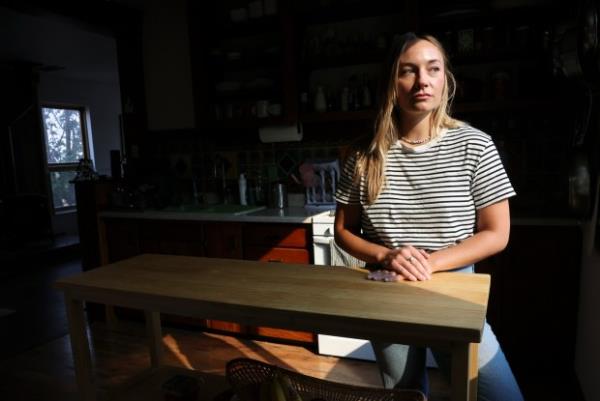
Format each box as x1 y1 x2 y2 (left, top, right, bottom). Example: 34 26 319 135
238 173 247 205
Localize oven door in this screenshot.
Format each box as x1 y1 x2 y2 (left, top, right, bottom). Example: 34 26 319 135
312 236 332 265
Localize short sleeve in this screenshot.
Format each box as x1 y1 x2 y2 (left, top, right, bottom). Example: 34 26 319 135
335 152 361 205
472 140 516 209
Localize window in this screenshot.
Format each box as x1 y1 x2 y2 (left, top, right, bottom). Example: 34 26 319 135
41 106 91 211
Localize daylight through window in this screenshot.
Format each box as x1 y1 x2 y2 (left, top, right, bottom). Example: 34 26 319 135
41 106 90 210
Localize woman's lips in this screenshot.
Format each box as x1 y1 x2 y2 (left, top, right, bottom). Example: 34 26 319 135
413 93 431 100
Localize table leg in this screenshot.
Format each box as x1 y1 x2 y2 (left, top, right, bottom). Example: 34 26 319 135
145 310 163 368
64 295 96 401
451 342 479 401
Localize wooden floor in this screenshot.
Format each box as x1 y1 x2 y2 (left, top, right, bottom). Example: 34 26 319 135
0 320 451 401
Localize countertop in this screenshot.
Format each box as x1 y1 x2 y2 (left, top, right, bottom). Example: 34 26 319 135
100 206 329 224
99 206 584 227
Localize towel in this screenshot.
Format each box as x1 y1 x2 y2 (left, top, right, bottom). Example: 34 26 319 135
330 239 366 268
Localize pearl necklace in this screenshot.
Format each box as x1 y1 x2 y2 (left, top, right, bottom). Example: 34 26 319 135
400 135 430 145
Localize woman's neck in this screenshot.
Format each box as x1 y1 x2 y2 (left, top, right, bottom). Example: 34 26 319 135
398 112 432 142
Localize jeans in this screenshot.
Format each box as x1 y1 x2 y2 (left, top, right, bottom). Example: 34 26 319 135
371 265 524 401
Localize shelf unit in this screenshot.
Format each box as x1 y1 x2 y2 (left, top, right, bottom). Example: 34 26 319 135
190 1 297 128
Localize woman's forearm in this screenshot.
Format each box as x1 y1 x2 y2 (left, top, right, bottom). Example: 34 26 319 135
334 226 389 264
428 229 508 272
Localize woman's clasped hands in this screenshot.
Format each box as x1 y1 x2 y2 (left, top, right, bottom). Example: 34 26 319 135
368 246 432 282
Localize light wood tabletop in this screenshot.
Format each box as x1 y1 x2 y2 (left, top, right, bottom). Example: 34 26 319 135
56 254 490 401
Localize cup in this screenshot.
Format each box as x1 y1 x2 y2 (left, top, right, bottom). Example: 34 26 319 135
267 103 282 116
256 100 269 118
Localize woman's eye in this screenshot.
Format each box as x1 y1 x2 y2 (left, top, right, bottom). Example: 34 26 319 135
399 69 414 76
429 66 441 73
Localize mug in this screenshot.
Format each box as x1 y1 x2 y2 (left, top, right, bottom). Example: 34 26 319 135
256 100 269 118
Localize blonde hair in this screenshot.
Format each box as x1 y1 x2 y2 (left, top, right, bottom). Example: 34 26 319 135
354 33 462 204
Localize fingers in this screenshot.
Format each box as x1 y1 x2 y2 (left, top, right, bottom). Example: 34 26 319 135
383 246 432 281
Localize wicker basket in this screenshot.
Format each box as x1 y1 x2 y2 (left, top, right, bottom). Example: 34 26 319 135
225 358 426 401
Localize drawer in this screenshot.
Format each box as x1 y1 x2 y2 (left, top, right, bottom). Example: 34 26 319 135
244 246 310 264
312 223 334 237
244 224 309 248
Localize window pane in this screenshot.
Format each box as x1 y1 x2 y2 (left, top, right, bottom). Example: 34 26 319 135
49 170 77 209
42 107 85 164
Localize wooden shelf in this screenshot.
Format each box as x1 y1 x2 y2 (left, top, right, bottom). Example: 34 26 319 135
217 15 281 39
301 109 376 123
298 1 402 24
211 116 291 130
104 366 229 401
302 53 385 70
452 98 558 113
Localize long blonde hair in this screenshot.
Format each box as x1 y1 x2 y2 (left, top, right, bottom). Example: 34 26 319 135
354 33 462 204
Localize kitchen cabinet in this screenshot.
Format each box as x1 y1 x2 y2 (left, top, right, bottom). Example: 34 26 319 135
243 223 313 343
203 222 245 333
103 218 140 263
74 180 114 271
143 0 195 130
139 220 205 256
204 222 243 259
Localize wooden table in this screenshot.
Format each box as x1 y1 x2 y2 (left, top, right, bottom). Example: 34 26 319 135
55 254 490 401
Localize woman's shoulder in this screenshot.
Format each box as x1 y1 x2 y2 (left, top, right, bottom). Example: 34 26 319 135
444 124 492 145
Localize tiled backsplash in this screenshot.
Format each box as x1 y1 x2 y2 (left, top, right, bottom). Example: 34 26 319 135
141 112 576 218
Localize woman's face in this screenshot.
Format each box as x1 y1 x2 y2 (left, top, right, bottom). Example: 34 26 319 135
395 39 446 116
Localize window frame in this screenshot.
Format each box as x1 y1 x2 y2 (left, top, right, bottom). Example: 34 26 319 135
41 104 91 213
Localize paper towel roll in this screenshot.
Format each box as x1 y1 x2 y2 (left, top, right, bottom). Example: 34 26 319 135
259 124 303 143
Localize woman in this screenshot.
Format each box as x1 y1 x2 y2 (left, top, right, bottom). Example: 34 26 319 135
334 32 524 401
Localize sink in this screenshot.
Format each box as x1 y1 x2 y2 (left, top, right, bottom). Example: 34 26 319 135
162 204 266 215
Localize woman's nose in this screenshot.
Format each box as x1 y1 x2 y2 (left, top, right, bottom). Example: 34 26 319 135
416 72 429 88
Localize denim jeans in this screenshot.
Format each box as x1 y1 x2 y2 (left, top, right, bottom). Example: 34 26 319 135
370 265 524 401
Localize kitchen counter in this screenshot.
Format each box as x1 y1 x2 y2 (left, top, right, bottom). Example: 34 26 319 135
100 206 328 224
100 207 583 227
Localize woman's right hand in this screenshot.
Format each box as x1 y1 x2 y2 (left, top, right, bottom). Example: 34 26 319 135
381 246 432 281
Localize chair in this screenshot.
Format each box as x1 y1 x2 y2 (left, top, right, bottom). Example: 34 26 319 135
226 358 426 401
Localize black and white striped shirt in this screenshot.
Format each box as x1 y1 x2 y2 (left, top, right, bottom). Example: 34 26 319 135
336 125 516 251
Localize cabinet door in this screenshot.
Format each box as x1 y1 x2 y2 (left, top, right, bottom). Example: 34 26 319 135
243 223 315 343
244 223 309 248
244 246 310 264
203 222 245 333
204 222 243 259
138 220 204 256
103 218 140 262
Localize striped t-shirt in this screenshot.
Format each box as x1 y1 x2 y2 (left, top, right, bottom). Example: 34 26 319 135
336 125 516 251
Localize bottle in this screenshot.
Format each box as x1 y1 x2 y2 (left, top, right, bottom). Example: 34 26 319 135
314 86 327 112
238 173 247 205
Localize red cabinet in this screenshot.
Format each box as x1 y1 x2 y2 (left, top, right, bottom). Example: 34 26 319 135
243 223 314 343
